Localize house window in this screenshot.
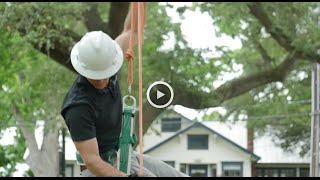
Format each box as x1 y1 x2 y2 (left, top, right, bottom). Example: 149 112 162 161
280 168 296 177
300 168 309 177
256 169 264 177
187 135 208 150
189 164 208 177
180 163 187 174
161 118 181 132
256 168 297 177
263 169 279 177
222 162 243 177
65 164 74 177
163 161 175 168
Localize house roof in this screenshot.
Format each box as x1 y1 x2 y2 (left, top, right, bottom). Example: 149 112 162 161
144 121 261 161
156 108 195 123
253 133 309 164
203 121 310 164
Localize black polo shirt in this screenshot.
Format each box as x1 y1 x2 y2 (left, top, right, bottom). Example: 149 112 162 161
61 74 123 155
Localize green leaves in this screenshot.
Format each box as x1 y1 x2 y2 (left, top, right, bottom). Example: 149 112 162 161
0 3 86 52
0 28 74 130
0 2 318 165
0 130 26 177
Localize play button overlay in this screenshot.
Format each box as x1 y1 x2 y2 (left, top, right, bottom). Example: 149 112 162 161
157 90 165 99
147 81 174 109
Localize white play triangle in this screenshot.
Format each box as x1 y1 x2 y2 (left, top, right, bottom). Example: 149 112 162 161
157 90 165 99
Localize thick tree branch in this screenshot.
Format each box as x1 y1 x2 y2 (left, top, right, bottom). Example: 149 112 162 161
141 103 163 133
15 3 129 73
107 2 130 39
248 3 292 51
65 29 82 42
82 2 130 38
12 105 39 154
82 3 107 32
252 38 274 66
211 52 297 105
12 3 129 73
36 39 76 72
173 52 298 110
17 27 80 72
248 2 320 63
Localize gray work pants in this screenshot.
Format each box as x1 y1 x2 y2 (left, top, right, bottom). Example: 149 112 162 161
80 151 189 177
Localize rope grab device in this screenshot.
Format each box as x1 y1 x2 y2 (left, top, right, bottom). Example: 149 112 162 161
117 2 146 176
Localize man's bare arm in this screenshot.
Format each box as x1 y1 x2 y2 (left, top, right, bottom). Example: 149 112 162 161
74 138 127 177
115 3 146 53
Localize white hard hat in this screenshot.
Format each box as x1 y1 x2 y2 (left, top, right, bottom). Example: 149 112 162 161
70 31 123 80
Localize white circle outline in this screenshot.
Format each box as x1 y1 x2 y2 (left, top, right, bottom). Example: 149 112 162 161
146 81 174 109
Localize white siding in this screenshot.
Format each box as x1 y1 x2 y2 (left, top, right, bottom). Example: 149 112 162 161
145 126 252 177
142 111 193 150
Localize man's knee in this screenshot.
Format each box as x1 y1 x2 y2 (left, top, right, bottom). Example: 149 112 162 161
143 155 187 177
80 169 96 177
131 152 188 177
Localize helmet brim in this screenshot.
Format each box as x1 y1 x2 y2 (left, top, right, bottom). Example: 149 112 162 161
70 40 123 80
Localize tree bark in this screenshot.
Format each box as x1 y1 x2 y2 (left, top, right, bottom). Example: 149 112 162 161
170 52 298 110
12 105 39 157
107 2 130 39
83 3 106 32
12 105 60 177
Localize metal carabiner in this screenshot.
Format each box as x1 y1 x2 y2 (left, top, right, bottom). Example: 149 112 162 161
122 95 136 112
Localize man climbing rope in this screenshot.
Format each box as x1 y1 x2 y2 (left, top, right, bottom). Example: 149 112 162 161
60 4 188 177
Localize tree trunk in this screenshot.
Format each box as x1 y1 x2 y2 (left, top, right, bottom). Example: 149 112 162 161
24 127 60 177
13 105 60 177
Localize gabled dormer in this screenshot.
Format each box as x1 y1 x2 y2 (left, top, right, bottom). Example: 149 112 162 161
143 109 194 150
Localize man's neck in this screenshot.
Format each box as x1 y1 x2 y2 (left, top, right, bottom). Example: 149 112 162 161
87 78 109 90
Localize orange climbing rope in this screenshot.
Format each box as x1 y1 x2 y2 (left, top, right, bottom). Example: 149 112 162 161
125 2 146 176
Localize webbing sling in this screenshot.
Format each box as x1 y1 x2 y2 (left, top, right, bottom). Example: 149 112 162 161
117 95 138 174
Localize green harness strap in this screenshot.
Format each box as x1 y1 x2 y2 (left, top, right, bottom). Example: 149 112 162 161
117 95 137 174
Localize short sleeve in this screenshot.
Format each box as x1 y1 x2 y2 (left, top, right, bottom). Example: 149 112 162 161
64 105 96 142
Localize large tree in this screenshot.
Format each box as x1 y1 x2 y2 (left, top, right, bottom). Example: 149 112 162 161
196 2 319 156
0 2 319 176
0 30 74 176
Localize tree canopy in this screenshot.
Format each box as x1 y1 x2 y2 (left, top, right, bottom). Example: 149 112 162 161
0 2 319 176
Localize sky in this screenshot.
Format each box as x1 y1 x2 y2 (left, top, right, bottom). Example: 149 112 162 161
0 2 243 176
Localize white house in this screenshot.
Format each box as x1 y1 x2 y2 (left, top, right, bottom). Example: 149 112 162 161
142 109 259 177
63 109 310 177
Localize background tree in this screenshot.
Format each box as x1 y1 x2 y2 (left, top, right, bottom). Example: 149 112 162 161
0 2 319 176
0 30 74 176
197 2 318 156
0 130 26 177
